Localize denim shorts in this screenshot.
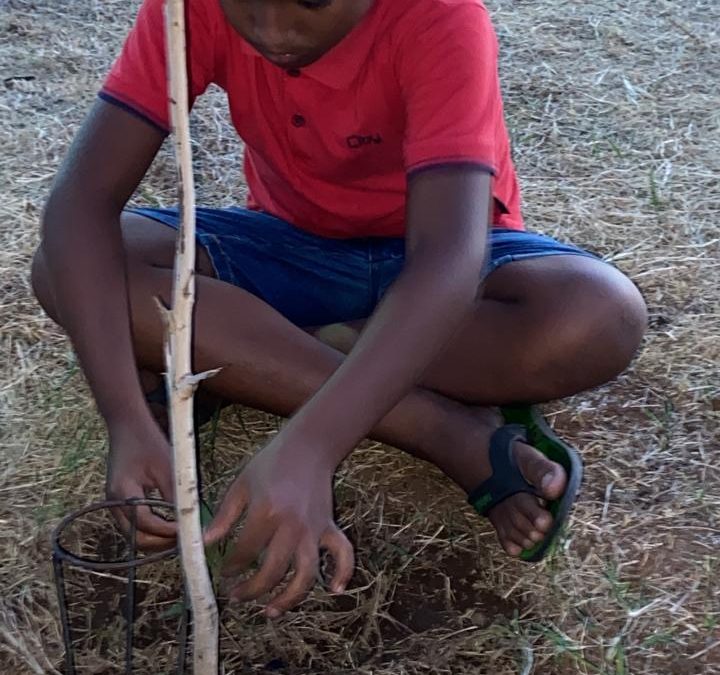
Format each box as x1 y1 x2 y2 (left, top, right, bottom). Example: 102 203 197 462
130 206 598 327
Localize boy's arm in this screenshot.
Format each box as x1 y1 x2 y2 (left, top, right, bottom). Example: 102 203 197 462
286 165 491 459
41 100 176 544
208 165 490 614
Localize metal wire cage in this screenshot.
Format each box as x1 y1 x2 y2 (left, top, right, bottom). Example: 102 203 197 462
51 499 189 674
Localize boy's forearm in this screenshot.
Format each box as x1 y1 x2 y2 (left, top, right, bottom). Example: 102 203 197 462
42 203 151 431
283 244 483 466
280 167 491 468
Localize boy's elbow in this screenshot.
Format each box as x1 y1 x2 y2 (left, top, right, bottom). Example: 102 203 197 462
33 189 83 321
41 183 117 244
41 183 73 238
39 184 65 245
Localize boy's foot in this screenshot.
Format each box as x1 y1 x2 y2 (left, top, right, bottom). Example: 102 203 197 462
436 407 567 557
485 433 566 556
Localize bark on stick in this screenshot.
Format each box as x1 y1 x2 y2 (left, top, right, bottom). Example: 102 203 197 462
161 0 219 671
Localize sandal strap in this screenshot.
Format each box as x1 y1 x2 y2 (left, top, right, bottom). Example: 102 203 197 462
467 424 540 516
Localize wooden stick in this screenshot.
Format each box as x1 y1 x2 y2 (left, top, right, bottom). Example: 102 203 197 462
162 1 219 672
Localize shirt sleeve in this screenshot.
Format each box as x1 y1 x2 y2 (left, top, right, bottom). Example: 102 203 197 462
397 2 503 174
100 0 216 133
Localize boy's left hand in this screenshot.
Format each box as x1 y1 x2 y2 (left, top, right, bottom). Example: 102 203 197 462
204 438 354 617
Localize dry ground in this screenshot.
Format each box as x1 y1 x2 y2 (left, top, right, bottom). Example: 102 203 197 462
1 0 719 673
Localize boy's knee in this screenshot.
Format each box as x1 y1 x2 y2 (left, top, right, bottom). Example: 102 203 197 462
615 275 648 352
569 268 647 374
592 270 647 365
30 245 60 323
527 267 647 396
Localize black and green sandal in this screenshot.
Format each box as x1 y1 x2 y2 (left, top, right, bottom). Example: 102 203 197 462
467 405 583 562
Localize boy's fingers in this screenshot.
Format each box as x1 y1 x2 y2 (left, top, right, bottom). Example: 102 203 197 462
134 504 177 539
265 543 319 618
109 481 177 539
204 480 249 545
111 506 176 551
151 467 175 505
134 531 177 552
220 509 273 576
320 527 354 594
229 527 296 603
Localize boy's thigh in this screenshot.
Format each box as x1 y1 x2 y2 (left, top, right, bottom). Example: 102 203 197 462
481 228 602 300
126 207 380 327
421 251 647 402
121 211 216 277
481 238 646 349
120 211 215 277
482 248 632 306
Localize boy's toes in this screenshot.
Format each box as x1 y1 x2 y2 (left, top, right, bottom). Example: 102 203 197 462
532 509 553 533
514 491 553 534
517 496 553 534
516 442 566 500
510 506 538 537
491 499 543 556
501 534 523 557
541 466 566 500
502 526 535 556
528 527 545 543
498 520 542 557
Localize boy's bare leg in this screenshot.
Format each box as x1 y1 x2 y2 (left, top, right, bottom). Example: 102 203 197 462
32 214 646 555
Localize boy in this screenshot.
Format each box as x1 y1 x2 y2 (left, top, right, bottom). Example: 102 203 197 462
32 0 647 618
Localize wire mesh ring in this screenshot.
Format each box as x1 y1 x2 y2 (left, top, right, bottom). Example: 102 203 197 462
52 498 178 571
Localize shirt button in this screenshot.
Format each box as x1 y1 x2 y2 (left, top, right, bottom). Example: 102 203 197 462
291 113 306 128
286 68 301 77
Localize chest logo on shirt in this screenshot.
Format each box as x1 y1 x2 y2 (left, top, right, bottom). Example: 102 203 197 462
346 133 383 149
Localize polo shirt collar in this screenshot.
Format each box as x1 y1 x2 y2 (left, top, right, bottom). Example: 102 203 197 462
239 0 381 90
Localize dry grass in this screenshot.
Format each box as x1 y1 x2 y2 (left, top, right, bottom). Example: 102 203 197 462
2 0 719 672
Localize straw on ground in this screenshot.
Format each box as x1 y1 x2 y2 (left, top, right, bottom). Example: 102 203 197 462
1 0 718 673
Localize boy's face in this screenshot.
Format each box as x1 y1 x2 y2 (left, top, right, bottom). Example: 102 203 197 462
221 0 374 69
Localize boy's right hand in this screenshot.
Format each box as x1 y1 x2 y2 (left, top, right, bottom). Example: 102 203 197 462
106 421 177 551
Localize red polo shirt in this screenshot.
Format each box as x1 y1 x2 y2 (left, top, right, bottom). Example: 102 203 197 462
101 0 523 237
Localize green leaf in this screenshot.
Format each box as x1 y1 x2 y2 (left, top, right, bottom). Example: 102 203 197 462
160 599 186 620
200 499 225 584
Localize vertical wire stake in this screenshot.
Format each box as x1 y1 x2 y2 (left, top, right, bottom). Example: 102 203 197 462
53 553 76 675
176 587 190 674
125 507 138 674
